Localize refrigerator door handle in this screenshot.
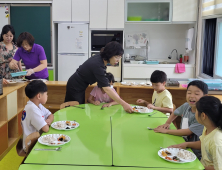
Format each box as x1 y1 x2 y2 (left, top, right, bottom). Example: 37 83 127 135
58 53 87 56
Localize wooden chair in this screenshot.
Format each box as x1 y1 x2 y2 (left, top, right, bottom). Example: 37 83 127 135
172 104 179 129
16 132 40 157
60 101 79 110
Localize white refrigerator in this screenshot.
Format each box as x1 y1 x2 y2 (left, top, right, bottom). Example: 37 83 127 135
58 23 88 81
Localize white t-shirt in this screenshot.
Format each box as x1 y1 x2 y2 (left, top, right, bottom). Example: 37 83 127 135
21 100 51 150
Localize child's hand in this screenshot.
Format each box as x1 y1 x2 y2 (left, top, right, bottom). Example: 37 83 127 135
154 127 168 134
102 103 112 108
94 101 100 105
168 142 188 149
157 123 170 129
45 119 51 125
136 99 144 104
147 104 155 109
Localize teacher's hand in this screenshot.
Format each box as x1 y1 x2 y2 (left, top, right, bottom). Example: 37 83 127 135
26 69 35 76
123 103 133 113
3 78 9 85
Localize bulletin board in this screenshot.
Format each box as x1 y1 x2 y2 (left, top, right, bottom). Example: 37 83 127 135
0 5 9 32
10 6 52 64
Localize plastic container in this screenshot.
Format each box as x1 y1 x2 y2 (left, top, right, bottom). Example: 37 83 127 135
188 79 222 89
184 50 189 63
145 60 159 65
10 71 27 77
127 16 142 21
179 54 183 63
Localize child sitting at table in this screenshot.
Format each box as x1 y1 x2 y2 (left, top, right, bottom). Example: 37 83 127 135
154 80 208 159
87 72 119 107
136 70 174 113
21 80 54 151
168 96 222 170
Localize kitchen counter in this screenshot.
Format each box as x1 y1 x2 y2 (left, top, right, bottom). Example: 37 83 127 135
123 63 194 67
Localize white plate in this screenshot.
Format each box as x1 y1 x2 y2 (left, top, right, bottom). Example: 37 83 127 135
29 79 48 83
51 121 79 131
15 79 28 83
158 148 196 163
6 79 17 84
132 106 153 114
38 134 71 146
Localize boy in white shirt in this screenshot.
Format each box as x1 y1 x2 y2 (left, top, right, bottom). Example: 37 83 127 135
21 80 54 151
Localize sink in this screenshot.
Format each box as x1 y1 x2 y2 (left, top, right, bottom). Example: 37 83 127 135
159 61 179 64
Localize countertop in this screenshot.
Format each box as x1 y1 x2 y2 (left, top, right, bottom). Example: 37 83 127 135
123 63 194 67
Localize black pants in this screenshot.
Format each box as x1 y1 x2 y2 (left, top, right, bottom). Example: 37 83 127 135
64 86 85 104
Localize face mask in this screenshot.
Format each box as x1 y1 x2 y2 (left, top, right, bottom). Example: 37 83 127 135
110 85 113 88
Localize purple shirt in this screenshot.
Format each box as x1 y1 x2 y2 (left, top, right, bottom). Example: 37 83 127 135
13 43 49 79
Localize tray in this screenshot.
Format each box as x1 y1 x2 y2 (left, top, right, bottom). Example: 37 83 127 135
10 71 27 77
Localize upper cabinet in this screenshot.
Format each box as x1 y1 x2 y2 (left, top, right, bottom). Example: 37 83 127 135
90 0 124 29
53 0 72 22
53 0 89 22
72 0 89 22
107 0 124 29
172 0 198 22
125 0 172 22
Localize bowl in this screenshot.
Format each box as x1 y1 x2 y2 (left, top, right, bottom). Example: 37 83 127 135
130 60 144 64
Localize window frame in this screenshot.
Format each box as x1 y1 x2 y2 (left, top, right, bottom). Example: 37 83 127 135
213 17 222 79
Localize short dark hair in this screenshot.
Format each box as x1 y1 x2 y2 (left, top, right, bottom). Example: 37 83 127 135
196 96 222 129
0 25 16 44
17 32 35 47
100 41 124 62
150 70 167 83
106 72 115 83
25 80 47 99
187 80 208 94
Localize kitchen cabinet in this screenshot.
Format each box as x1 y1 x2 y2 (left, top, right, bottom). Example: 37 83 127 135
72 0 89 22
125 0 172 22
123 63 195 80
53 0 89 22
53 0 72 22
172 0 198 22
90 0 124 29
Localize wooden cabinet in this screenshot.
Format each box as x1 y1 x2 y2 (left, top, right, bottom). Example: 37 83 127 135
72 0 89 22
0 84 27 160
53 0 72 22
90 0 124 29
172 0 198 22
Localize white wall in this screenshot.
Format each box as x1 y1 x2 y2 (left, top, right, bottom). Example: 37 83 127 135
124 24 195 64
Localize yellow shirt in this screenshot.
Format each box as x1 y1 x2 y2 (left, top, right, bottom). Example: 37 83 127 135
200 127 222 170
151 89 173 108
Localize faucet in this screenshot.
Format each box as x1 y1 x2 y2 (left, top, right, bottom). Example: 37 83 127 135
168 49 179 61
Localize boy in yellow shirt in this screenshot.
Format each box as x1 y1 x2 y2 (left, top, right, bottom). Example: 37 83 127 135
136 70 173 113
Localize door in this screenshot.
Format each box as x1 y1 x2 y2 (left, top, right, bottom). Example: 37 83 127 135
58 54 88 81
90 0 107 29
58 23 88 53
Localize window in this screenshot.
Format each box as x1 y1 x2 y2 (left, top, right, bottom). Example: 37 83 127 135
200 17 222 79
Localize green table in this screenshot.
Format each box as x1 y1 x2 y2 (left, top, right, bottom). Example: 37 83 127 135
24 104 204 169
18 164 191 170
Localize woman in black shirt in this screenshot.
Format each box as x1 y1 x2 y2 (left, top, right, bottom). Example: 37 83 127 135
65 41 133 113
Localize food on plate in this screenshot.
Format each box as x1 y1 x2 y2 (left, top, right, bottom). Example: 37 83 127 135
58 135 68 142
41 136 56 143
172 156 180 162
66 121 71 126
165 156 172 160
132 106 151 113
66 127 70 129
161 151 167 157
177 150 193 160
165 150 171 155
54 122 66 129
72 123 76 126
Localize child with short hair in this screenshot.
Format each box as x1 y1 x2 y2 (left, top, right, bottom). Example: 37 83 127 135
136 70 174 113
168 96 222 170
154 80 208 159
87 72 119 107
21 80 54 150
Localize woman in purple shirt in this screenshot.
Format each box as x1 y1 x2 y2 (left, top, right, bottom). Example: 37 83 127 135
9 32 49 79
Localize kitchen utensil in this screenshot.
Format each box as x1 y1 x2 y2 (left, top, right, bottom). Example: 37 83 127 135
148 111 157 116
72 106 85 109
34 147 62 151
147 127 154 130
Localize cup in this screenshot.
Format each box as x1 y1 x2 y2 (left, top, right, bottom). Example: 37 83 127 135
125 53 129 60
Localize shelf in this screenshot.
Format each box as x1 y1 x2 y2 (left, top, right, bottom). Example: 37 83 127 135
18 107 24 114
8 138 17 147
8 116 18 143
0 121 7 128
17 86 26 112
0 97 7 122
